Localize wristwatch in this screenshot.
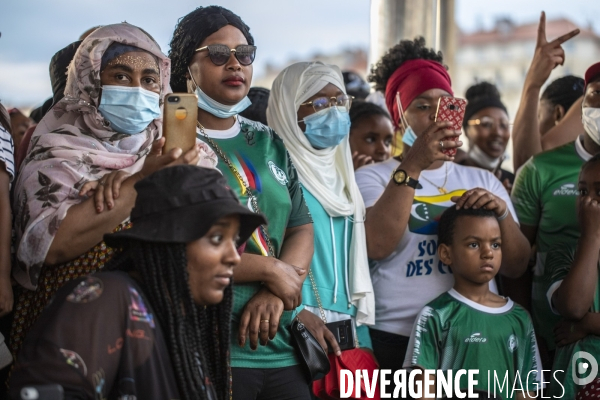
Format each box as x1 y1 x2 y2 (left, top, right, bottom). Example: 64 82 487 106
391 168 419 189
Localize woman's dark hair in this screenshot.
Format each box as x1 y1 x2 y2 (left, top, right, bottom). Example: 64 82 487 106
541 75 584 112
349 100 391 127
438 207 496 246
368 37 446 93
343 71 371 100
463 81 507 130
465 81 501 104
239 87 270 125
105 242 232 400
169 6 254 93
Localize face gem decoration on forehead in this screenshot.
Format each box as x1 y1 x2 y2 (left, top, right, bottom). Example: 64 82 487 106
106 54 159 72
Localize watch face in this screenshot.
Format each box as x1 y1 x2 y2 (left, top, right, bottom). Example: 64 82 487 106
394 170 406 183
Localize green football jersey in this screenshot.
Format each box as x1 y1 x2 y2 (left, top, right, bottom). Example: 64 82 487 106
197 117 312 368
511 138 591 351
405 289 542 400
545 245 600 400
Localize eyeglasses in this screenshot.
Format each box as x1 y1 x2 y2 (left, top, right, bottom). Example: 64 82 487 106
467 116 512 131
194 44 257 66
300 94 354 113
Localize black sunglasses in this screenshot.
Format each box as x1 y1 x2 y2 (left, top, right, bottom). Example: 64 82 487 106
194 44 257 66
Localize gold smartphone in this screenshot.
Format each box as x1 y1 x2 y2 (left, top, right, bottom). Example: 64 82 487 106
163 93 198 153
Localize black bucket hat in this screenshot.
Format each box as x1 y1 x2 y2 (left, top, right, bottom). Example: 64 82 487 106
104 165 266 246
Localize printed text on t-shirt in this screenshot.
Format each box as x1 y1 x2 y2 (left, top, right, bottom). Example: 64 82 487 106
407 239 453 277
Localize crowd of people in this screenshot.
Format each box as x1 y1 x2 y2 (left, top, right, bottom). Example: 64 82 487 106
0 5 598 400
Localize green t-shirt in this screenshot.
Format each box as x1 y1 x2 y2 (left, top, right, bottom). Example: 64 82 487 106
545 245 600 399
404 290 542 400
511 138 591 350
197 117 312 368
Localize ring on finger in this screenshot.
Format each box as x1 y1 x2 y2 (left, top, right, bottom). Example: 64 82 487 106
260 319 270 324
439 140 444 149
98 180 106 186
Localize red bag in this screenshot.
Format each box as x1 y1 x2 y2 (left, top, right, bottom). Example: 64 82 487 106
312 349 380 400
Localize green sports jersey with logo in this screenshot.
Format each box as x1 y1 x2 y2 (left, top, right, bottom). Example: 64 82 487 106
511 138 591 351
404 290 542 400
197 117 312 369
545 245 600 399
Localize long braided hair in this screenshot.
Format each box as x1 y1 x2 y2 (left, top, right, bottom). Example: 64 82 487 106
105 241 232 400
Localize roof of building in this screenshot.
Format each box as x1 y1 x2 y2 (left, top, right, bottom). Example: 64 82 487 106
460 18 599 46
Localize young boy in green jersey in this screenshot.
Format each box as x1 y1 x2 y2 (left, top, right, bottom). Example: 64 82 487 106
404 207 542 400
546 154 600 400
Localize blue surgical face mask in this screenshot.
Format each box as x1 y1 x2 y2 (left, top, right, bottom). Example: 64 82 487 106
98 85 161 135
302 106 351 149
189 68 251 119
402 126 417 146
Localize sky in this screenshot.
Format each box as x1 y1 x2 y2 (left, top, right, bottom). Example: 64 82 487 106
1 0 598 107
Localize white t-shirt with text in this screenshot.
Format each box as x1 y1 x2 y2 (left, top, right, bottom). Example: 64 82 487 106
356 159 515 336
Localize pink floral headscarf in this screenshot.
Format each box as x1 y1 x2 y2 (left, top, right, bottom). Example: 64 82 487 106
13 23 216 290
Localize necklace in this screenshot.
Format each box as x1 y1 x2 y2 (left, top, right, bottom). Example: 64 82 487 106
419 163 449 194
196 121 275 256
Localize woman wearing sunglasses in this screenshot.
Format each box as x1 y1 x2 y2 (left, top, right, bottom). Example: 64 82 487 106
461 82 514 193
169 6 314 400
267 61 375 358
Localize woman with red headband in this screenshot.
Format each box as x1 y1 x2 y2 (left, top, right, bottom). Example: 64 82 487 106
355 37 530 371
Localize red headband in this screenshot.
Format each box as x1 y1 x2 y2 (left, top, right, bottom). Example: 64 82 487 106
384 59 453 128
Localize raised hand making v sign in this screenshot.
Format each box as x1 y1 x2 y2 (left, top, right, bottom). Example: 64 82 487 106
512 11 580 171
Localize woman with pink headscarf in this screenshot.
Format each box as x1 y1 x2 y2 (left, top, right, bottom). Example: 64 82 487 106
11 23 216 355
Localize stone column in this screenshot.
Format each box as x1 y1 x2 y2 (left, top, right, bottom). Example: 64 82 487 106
369 0 456 73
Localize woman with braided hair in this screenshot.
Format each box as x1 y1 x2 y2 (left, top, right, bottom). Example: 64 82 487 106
10 165 266 400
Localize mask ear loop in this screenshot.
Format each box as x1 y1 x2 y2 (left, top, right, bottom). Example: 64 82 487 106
156 60 164 107
187 67 200 92
395 92 409 131
395 92 410 155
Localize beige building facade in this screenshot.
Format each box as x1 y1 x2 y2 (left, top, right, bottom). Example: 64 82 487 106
454 18 600 118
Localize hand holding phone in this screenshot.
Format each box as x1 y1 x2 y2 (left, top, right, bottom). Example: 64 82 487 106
435 97 467 157
325 319 356 352
163 94 198 153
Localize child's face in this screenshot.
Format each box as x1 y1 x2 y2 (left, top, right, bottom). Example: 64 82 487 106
349 114 394 163
439 216 502 285
579 163 600 202
186 214 241 306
